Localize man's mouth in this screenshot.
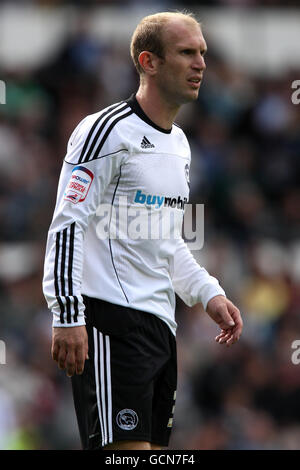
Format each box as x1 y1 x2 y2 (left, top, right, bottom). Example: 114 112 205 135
188 78 201 88
187 78 201 88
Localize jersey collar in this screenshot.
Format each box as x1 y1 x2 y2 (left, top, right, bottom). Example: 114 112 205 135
126 93 172 134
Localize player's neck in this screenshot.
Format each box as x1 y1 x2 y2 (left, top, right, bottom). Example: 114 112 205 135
136 84 179 131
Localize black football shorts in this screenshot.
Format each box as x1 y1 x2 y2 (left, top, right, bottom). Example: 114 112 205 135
71 296 177 449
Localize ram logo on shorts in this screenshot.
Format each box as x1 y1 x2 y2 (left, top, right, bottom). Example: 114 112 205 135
116 409 139 430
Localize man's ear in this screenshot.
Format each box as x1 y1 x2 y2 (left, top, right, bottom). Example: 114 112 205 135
138 51 158 76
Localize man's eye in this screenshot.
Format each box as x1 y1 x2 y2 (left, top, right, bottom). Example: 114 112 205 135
181 50 192 55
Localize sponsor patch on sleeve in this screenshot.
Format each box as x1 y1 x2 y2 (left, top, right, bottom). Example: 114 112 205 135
64 166 94 204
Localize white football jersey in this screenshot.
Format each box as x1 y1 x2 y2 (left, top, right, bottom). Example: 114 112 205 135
43 94 226 335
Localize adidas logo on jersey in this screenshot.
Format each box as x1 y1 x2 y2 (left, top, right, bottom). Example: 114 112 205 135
141 136 155 149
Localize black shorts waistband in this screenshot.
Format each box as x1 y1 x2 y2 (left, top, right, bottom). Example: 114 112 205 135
82 295 170 338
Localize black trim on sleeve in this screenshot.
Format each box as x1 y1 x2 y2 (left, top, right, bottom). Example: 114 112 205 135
73 296 79 323
60 228 67 297
68 222 75 296
54 232 61 298
66 295 72 324
57 296 65 324
54 225 80 324
54 231 65 324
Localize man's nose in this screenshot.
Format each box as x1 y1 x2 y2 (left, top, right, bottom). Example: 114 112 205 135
192 54 206 71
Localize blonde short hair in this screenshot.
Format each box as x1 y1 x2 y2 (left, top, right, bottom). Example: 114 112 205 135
130 11 200 75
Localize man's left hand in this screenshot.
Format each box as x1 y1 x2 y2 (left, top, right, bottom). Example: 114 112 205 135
206 295 243 346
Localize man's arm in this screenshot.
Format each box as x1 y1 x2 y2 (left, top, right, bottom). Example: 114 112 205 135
43 108 126 376
170 237 243 344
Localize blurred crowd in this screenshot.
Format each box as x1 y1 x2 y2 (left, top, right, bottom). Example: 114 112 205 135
0 5 300 450
1 0 300 7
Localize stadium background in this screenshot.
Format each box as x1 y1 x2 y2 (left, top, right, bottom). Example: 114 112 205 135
0 0 300 450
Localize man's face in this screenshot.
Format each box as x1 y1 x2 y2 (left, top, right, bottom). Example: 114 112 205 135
155 19 207 106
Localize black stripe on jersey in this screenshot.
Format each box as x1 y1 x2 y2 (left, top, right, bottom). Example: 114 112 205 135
54 225 78 324
78 102 123 165
91 109 133 162
58 297 65 324
68 222 75 296
60 228 67 296
66 295 72 324
73 295 79 323
54 232 66 323
54 232 61 297
82 103 130 163
67 223 78 323
108 171 129 304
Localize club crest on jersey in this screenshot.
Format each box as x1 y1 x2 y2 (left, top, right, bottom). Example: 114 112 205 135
64 166 94 204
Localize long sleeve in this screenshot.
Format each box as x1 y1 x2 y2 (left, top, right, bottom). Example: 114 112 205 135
43 107 127 327
170 237 226 311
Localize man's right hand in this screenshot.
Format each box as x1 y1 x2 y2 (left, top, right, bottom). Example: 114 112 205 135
51 325 89 377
